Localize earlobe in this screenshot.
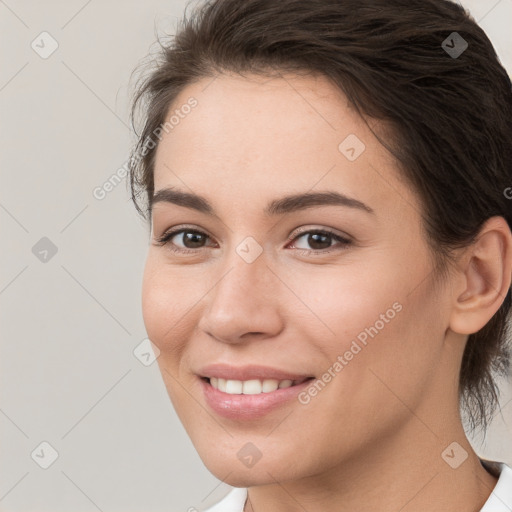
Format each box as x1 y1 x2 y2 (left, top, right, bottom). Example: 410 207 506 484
449 216 512 335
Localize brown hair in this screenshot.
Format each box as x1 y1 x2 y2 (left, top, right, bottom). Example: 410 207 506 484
128 0 512 434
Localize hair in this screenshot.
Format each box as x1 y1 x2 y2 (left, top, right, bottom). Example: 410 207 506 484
128 0 512 434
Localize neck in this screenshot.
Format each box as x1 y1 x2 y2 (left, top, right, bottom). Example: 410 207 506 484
244 418 498 512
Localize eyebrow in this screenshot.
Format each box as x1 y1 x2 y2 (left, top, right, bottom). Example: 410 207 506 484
150 187 375 217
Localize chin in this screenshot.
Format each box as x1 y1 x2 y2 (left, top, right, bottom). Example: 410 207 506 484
197 443 307 487
206 462 289 488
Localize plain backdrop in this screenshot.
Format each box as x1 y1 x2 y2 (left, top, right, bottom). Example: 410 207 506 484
1 0 511 510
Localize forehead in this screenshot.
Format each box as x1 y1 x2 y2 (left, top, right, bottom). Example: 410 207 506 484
152 71 413 213
156 72 361 159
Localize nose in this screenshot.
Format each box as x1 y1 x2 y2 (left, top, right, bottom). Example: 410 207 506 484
197 249 284 344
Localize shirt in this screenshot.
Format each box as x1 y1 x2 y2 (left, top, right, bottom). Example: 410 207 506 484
204 459 512 512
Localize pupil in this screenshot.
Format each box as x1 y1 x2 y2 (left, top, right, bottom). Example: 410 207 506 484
309 233 330 250
184 232 204 248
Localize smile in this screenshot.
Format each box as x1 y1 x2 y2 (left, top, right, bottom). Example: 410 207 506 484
206 377 310 395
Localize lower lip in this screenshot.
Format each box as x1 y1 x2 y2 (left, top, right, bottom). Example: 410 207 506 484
200 377 314 420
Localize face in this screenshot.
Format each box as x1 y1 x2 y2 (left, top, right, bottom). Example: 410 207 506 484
141 71 456 486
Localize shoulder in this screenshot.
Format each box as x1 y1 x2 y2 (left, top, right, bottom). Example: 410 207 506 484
203 487 247 512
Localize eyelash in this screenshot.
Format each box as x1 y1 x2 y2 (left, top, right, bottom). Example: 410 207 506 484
154 226 352 256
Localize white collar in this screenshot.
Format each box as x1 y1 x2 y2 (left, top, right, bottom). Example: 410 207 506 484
480 462 512 511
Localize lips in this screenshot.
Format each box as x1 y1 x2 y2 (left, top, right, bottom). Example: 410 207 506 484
196 364 315 420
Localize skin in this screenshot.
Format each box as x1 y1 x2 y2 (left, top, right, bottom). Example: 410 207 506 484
141 71 512 512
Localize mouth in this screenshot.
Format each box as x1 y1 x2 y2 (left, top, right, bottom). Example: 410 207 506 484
196 364 316 420
196 363 315 422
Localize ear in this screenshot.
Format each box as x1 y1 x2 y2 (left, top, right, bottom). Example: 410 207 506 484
449 216 512 335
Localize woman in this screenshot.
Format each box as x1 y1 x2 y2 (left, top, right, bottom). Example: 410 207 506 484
128 0 512 510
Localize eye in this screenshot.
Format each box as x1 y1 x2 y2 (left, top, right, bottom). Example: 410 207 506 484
155 227 214 253
287 228 352 253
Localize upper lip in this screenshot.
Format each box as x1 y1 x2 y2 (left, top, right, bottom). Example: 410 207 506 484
197 363 313 382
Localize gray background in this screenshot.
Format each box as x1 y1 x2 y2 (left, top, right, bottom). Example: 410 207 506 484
1 0 511 510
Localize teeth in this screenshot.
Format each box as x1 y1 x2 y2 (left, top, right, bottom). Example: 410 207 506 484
278 379 293 389
225 379 243 394
242 379 262 394
262 379 279 392
209 377 298 395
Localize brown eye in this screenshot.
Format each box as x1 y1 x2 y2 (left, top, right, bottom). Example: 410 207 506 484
291 229 351 253
305 232 332 250
156 228 211 250
178 231 208 249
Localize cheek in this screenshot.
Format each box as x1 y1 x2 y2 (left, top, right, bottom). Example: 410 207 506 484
296 251 442 399
290 259 404 348
141 257 192 355
329 279 444 419
141 259 197 411
141 262 166 347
